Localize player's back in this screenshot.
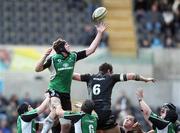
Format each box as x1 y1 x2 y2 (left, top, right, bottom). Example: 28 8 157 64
87 73 119 112
76 114 97 133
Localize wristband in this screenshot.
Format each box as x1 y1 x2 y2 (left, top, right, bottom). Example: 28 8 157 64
135 74 140 81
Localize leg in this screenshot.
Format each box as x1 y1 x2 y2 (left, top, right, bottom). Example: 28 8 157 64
60 123 71 133
51 118 61 133
41 96 56 133
58 93 72 133
41 111 56 133
57 104 71 133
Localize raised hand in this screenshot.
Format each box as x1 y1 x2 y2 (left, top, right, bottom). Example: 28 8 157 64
132 122 142 131
45 47 52 56
95 22 107 33
44 92 50 99
136 89 144 99
144 78 156 83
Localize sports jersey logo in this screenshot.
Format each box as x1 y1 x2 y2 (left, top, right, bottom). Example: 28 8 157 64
57 59 62 63
63 63 69 67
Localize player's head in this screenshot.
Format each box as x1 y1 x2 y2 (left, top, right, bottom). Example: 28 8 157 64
123 115 137 129
99 63 113 74
81 99 95 114
52 38 70 55
160 103 178 123
17 102 32 115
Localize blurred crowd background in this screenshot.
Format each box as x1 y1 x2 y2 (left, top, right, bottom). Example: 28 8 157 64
0 0 180 132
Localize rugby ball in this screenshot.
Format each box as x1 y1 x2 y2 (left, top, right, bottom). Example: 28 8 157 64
92 7 107 22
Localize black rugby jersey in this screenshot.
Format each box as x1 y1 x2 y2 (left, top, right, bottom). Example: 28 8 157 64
81 73 127 112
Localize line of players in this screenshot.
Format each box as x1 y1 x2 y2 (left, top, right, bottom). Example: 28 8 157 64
17 22 179 133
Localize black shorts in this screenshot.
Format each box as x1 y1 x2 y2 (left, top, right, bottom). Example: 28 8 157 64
47 90 72 110
96 110 117 130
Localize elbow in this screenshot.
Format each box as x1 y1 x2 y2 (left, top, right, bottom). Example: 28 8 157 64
35 67 41 72
143 110 151 118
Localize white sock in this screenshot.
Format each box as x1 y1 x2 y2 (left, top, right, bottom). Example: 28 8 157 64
41 116 54 133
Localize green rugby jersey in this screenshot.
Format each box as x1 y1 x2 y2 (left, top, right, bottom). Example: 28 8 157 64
48 52 77 93
17 109 38 133
149 112 176 133
64 111 97 133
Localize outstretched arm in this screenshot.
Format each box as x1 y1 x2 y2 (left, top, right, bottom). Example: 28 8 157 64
126 73 155 82
85 22 107 56
35 48 52 72
136 89 152 125
72 73 81 81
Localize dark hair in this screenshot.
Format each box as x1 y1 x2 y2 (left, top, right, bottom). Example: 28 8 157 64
52 38 67 54
165 110 178 123
17 102 29 115
162 103 176 111
81 100 95 114
99 63 113 74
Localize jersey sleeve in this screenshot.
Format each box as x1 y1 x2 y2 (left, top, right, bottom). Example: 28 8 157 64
111 74 127 82
21 109 38 122
76 50 87 61
80 74 91 82
63 111 85 123
43 56 52 69
149 112 170 130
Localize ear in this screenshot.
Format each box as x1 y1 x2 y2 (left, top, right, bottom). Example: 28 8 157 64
107 69 112 74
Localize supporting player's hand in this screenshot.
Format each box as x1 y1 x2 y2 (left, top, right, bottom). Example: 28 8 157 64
144 78 156 83
45 47 52 56
74 102 82 108
136 89 144 99
44 92 50 99
95 22 107 33
132 122 143 132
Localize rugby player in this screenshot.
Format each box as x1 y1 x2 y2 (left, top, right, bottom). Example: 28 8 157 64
17 93 50 133
136 89 178 133
120 115 144 133
73 62 155 133
35 22 107 133
56 99 97 133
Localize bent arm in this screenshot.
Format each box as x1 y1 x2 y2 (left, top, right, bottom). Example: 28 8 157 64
35 48 52 72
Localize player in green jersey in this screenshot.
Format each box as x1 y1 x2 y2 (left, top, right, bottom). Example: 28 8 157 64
35 22 107 133
17 93 50 133
56 99 97 133
136 89 178 133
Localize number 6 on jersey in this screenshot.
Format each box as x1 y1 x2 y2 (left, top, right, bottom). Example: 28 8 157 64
92 84 101 95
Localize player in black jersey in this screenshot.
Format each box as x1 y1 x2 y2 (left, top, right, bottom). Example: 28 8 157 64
73 63 155 133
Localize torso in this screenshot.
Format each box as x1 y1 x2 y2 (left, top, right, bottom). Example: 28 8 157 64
87 73 117 112
48 52 77 93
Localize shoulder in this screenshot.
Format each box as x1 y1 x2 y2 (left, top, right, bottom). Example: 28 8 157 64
69 52 78 58
70 51 77 55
